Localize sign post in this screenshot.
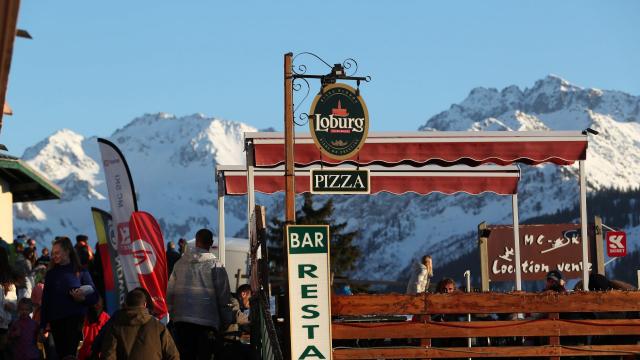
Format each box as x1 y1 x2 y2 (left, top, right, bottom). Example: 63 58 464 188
287 225 332 360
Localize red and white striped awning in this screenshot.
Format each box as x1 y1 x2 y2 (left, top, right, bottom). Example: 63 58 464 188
216 165 520 196
244 131 588 167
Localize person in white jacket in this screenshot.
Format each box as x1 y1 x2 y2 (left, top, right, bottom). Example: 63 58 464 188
406 255 433 294
166 228 232 360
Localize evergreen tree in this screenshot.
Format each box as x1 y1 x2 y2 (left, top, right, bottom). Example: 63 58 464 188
266 194 360 278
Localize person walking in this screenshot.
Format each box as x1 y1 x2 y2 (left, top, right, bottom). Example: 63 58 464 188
167 229 233 360
406 255 433 294
77 296 110 360
40 236 98 358
0 247 17 358
165 241 180 277
8 298 40 360
100 288 179 360
35 247 50 268
177 238 187 256
74 235 94 270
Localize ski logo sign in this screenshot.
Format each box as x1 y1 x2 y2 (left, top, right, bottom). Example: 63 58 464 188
309 83 369 160
310 169 370 194
606 231 627 257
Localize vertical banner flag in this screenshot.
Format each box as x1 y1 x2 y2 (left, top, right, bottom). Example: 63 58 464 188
91 207 126 315
129 211 169 320
286 225 332 360
97 138 140 292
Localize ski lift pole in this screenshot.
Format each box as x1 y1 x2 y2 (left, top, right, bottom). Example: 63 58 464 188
464 270 472 355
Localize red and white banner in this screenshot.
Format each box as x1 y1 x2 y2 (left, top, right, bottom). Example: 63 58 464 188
129 211 169 320
98 138 139 292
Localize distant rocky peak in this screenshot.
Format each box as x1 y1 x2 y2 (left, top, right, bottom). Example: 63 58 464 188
527 74 580 94
22 128 84 161
421 75 640 132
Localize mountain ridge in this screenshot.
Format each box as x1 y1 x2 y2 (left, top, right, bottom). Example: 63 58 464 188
12 75 640 280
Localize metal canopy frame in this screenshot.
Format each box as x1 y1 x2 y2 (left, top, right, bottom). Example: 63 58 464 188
240 130 590 290
215 163 523 287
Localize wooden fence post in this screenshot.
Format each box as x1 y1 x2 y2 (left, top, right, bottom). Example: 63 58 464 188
478 222 490 292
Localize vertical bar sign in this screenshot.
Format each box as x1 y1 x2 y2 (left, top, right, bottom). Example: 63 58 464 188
287 225 332 360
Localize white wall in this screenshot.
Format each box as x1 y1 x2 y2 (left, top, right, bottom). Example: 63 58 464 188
0 178 13 243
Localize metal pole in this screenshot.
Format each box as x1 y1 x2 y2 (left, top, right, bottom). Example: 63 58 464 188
283 52 294 359
217 171 226 266
464 270 472 353
512 194 522 291
579 160 589 291
284 52 295 223
246 142 256 251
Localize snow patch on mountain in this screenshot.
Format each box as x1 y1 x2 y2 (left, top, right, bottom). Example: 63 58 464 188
14 113 255 249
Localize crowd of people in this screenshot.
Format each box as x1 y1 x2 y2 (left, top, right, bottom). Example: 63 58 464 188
0 229 251 360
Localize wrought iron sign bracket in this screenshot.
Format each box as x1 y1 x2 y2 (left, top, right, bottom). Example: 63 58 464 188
291 52 371 126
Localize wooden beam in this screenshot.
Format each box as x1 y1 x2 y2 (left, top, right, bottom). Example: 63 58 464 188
478 221 490 292
333 345 640 359
594 216 605 275
332 291 640 316
0 0 21 131
332 319 640 339
333 293 426 316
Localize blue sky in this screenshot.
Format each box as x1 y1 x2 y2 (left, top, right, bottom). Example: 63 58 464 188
3 0 639 154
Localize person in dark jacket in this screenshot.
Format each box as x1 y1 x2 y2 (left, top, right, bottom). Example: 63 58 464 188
100 288 179 360
40 236 98 358
35 247 50 268
165 241 181 277
75 235 94 270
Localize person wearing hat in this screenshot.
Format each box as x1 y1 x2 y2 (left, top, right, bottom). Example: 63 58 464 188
544 270 566 293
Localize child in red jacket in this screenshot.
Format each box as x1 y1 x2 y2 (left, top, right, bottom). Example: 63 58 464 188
78 297 109 360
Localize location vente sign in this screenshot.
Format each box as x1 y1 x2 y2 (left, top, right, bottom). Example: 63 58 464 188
309 83 369 160
287 225 332 360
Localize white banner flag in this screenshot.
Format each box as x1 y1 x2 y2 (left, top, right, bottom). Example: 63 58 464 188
98 138 140 292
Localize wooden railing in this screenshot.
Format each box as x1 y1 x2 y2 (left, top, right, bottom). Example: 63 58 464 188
332 291 640 359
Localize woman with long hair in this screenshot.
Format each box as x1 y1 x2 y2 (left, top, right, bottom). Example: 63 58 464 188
406 255 433 294
40 236 98 358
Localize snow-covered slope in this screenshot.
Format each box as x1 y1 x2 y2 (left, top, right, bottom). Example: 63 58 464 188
15 113 255 246
13 76 640 280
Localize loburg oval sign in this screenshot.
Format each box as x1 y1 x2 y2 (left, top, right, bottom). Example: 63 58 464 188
308 83 369 160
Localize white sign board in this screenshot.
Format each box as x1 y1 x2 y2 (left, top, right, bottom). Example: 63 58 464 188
287 225 332 360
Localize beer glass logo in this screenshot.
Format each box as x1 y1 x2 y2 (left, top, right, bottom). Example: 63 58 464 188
309 83 369 160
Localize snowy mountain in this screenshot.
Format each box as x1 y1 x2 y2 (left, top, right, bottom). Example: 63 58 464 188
15 113 255 247
12 76 640 281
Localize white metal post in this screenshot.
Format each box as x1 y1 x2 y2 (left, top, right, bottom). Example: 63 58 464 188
464 270 472 352
512 194 522 291
580 160 589 291
217 171 226 266
246 142 256 248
